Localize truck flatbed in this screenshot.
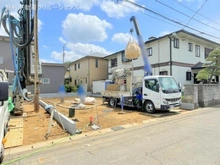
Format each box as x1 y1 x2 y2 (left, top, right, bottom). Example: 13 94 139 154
102 90 131 98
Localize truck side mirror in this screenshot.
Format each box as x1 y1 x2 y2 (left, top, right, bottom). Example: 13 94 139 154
178 82 182 88
0 82 9 102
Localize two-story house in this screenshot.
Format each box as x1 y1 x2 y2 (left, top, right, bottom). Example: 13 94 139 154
0 35 65 93
69 55 108 91
104 30 220 85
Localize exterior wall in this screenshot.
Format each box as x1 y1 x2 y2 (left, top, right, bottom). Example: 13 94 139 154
106 31 220 87
27 64 65 93
89 58 108 91
69 56 108 91
180 84 199 110
198 84 220 107
64 70 70 78
172 37 213 64
0 38 14 71
69 59 89 87
172 66 193 85
181 84 220 109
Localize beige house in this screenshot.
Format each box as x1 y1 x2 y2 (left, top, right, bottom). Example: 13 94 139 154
69 55 108 91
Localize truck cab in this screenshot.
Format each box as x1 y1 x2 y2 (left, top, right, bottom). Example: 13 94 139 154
0 70 10 164
142 75 181 113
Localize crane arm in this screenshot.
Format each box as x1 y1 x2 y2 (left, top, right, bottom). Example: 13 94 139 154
130 16 152 76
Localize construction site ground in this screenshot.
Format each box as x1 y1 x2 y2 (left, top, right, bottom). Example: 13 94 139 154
5 96 182 148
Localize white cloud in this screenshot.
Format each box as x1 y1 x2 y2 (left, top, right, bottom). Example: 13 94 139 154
43 45 49 48
112 33 131 44
38 19 43 32
39 58 56 63
51 42 112 62
159 31 171 37
0 0 99 11
38 0 99 11
100 0 141 18
62 13 112 43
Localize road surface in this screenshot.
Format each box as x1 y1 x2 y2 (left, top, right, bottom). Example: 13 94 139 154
3 106 220 165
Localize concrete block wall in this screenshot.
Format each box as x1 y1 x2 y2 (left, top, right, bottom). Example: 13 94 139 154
181 85 198 109
198 84 220 107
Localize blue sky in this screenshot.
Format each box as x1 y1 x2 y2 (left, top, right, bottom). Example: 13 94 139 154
1 0 220 63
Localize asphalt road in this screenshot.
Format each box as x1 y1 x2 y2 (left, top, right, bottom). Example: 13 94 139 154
3 106 220 165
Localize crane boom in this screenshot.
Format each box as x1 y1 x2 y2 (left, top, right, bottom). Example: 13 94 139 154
130 16 152 76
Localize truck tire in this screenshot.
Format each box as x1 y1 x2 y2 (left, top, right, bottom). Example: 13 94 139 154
135 101 142 110
144 101 156 114
108 97 116 108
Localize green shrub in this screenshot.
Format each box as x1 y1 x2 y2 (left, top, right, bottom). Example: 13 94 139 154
65 85 78 93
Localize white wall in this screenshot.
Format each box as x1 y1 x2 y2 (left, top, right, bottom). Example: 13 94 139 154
172 65 193 85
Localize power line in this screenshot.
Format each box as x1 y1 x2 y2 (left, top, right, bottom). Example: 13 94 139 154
172 0 220 26
121 0 220 40
119 2 181 29
182 0 208 30
155 0 220 33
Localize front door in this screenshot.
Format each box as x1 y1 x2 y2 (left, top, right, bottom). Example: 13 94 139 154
143 79 161 109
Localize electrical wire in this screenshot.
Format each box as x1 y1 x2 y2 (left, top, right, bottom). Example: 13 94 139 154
120 2 181 29
155 0 220 33
182 0 208 30
121 0 220 40
172 0 220 26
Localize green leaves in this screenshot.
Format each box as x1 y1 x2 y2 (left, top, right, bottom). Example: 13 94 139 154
196 48 220 83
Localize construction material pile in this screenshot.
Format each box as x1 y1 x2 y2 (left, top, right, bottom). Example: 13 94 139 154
111 68 132 82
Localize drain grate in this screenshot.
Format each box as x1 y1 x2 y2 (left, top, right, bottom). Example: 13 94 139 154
111 126 125 131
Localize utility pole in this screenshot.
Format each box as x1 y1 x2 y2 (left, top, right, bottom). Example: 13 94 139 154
63 43 67 64
34 0 39 113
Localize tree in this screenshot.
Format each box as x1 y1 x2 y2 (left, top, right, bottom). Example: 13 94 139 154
196 48 220 83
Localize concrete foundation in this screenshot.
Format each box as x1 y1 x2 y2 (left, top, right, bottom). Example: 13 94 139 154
39 100 76 135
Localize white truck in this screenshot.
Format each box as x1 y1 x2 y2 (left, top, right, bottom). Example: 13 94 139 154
102 69 181 113
0 70 10 164
102 16 181 113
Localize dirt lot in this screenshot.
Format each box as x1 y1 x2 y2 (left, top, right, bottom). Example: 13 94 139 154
21 96 166 146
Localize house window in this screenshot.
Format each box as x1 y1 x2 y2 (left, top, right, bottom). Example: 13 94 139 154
188 43 193 52
195 45 200 57
111 58 117 67
78 63 80 69
0 56 3 64
159 71 168 75
75 64 77 71
75 79 77 85
42 78 50 84
204 47 213 59
121 51 132 62
186 72 191 81
146 47 152 56
174 38 179 48
95 59 98 68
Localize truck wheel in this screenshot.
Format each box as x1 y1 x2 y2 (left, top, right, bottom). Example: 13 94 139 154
135 101 142 110
108 97 116 108
144 101 156 114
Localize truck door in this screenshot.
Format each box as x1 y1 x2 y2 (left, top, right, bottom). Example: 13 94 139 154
143 79 161 109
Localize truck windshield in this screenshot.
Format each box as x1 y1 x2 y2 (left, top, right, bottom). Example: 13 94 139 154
158 77 180 93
